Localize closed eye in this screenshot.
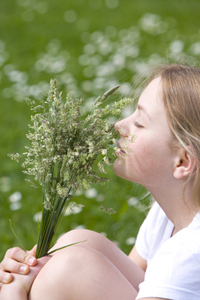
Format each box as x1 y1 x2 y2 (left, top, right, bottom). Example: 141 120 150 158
134 121 144 128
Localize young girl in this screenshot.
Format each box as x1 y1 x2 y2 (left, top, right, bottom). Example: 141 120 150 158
1 64 200 300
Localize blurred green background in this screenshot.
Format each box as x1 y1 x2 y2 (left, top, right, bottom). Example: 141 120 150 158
1 0 200 260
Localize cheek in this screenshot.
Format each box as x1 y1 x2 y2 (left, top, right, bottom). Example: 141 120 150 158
132 139 164 173
134 139 150 162
113 136 169 183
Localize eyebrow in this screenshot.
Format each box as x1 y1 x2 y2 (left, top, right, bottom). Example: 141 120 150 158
137 104 152 121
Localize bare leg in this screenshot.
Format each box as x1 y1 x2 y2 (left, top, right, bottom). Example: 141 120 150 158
51 229 144 290
29 229 144 300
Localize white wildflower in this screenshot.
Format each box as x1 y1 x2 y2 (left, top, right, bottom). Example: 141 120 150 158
101 149 107 155
9 191 22 203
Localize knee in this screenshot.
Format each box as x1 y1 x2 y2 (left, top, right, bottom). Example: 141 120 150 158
30 246 109 299
46 246 101 285
54 228 105 250
30 246 91 299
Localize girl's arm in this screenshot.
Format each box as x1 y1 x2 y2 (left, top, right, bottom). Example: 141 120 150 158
129 246 147 272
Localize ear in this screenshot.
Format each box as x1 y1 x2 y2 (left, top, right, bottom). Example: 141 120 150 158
173 146 197 179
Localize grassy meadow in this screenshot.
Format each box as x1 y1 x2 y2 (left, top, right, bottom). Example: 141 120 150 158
0 0 200 260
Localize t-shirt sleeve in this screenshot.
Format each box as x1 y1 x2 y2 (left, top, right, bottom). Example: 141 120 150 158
136 231 200 300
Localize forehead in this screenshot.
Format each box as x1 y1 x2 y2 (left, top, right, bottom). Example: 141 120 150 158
138 77 163 118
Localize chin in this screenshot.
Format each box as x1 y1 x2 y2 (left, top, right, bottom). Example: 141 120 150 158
113 158 142 184
113 158 120 175
113 159 128 180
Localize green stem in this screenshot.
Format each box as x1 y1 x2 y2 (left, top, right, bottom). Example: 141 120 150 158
35 191 71 258
48 240 87 255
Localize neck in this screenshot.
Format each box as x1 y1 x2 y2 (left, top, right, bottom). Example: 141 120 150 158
148 181 198 234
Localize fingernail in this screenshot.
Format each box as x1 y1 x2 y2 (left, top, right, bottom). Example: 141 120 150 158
28 257 36 265
3 274 12 283
20 265 28 274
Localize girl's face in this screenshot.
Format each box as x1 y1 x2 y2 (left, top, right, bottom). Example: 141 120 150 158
113 77 177 189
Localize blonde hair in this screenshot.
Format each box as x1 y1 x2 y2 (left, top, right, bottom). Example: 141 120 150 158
149 64 200 209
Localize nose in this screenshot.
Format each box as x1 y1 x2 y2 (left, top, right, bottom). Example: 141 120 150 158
115 118 129 137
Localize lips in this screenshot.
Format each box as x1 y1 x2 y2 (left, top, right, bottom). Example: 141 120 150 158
115 141 126 156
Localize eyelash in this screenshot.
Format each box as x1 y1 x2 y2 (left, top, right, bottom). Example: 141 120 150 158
134 121 144 128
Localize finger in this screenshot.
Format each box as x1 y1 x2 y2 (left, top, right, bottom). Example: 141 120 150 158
4 247 37 266
26 245 37 261
1 258 30 275
0 271 13 284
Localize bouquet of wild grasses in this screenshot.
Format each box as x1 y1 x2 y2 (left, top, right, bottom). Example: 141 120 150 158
9 79 132 258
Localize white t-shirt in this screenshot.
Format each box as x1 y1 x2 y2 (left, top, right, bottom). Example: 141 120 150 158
135 202 200 300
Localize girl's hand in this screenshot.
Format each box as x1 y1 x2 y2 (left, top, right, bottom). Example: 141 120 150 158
0 255 50 299
11 255 50 294
0 246 37 284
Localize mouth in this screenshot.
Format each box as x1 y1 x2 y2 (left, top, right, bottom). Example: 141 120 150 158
114 141 126 156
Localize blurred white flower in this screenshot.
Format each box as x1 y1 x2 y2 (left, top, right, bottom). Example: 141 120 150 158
10 202 22 211
0 177 11 192
71 206 83 214
100 231 107 237
75 225 86 229
34 53 67 74
127 197 139 206
96 194 105 202
21 10 35 22
63 10 77 23
84 188 98 198
83 44 96 55
98 40 113 55
7 70 29 83
33 211 42 222
96 63 115 77
81 80 93 92
9 191 22 203
119 83 132 96
75 189 83 196
93 77 106 89
139 13 168 35
83 66 95 78
132 61 149 75
2 87 12 98
121 105 134 118
125 237 136 245
105 0 119 9
78 54 91 66
189 42 200 56
111 54 125 69
169 40 184 55
45 39 62 54
34 2 49 14
64 205 83 216
28 85 43 97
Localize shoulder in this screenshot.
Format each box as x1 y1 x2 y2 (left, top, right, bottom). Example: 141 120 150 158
150 215 200 276
137 217 200 300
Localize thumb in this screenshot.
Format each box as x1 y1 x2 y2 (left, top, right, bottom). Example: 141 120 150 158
27 245 37 257
24 245 37 266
